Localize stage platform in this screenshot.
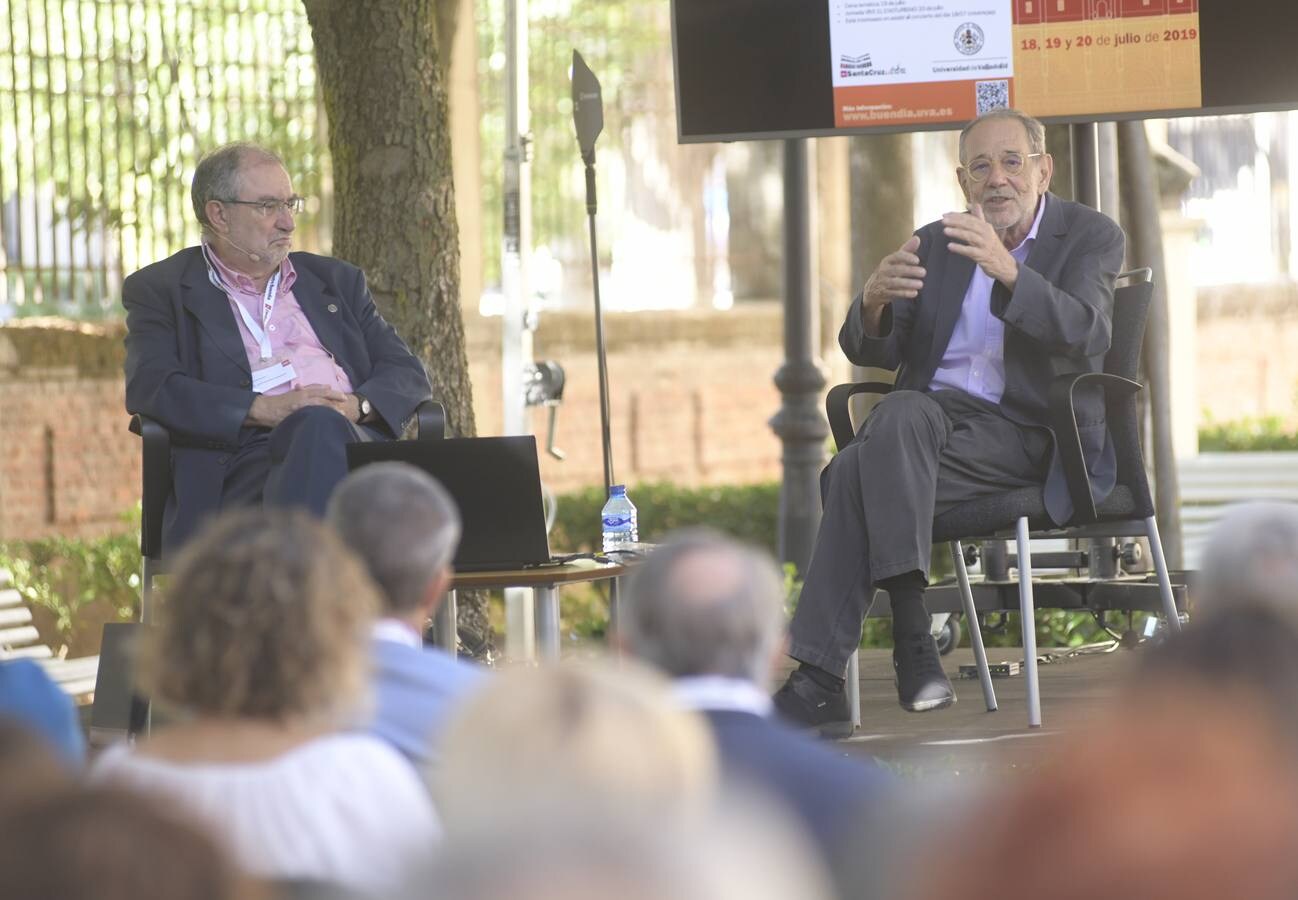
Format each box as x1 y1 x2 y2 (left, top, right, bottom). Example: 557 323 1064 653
791 644 1142 773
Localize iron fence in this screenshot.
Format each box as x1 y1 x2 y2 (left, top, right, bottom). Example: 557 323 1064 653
0 0 331 320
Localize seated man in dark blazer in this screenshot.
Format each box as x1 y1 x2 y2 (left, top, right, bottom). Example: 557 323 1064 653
618 529 892 864
774 108 1124 734
123 142 432 554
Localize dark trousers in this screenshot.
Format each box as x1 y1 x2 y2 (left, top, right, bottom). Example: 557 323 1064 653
222 405 386 518
788 389 1051 676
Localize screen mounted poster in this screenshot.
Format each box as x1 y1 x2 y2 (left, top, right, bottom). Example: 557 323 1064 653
830 0 1200 128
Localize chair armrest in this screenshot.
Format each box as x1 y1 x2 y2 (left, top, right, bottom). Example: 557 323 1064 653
1047 372 1141 523
130 414 172 560
414 400 447 442
825 382 894 452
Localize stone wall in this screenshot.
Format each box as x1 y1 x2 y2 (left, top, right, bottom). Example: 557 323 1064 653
1196 282 1298 427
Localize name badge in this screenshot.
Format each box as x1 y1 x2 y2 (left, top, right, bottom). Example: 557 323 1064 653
251 359 297 394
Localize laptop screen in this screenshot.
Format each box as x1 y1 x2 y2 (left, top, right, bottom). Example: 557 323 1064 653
345 436 552 571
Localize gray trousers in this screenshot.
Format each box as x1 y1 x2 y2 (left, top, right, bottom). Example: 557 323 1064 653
788 389 1051 675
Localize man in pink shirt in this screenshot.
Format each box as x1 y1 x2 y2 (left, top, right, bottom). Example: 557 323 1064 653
123 142 432 554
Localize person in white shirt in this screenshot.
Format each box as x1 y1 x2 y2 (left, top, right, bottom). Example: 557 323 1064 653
91 508 438 894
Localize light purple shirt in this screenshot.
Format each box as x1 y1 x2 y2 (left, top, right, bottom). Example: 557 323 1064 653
928 195 1047 404
202 239 353 397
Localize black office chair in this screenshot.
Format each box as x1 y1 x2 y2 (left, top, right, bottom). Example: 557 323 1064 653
131 399 447 621
825 269 1183 727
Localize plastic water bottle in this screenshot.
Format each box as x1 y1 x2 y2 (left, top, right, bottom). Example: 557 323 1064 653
601 484 638 552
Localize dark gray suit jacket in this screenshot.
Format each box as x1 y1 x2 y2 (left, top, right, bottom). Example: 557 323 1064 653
123 247 432 546
839 193 1125 524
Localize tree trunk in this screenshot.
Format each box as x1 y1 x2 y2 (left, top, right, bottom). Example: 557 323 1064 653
846 133 913 417
303 0 474 439
303 0 490 645
1118 120 1184 569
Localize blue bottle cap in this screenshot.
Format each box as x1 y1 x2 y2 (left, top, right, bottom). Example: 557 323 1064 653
610 484 626 494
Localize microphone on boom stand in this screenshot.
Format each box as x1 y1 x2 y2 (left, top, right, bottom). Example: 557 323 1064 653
571 50 615 496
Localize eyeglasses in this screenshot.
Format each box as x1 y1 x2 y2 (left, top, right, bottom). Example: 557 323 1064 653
961 153 1043 182
218 196 306 216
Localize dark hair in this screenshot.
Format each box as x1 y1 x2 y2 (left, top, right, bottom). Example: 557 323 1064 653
327 462 462 614
0 786 256 900
191 142 286 231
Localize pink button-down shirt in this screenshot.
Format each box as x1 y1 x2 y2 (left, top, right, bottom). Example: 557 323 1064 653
928 194 1047 405
202 240 353 397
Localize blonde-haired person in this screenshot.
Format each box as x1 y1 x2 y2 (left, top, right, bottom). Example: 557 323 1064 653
433 659 719 836
91 508 438 893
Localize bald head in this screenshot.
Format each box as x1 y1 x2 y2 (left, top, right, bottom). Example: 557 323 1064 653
1198 502 1298 622
621 529 787 686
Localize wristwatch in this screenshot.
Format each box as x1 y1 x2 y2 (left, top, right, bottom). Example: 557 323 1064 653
356 394 372 422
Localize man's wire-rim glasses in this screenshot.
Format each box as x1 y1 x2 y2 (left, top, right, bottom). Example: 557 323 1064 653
961 153 1043 183
218 196 306 216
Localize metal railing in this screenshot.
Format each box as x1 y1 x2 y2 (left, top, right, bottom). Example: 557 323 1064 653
1 0 332 320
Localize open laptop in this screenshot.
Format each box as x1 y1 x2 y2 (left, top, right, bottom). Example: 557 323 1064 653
346 435 558 572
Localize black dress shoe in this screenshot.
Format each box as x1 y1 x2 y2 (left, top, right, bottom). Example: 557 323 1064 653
893 633 956 712
773 668 854 738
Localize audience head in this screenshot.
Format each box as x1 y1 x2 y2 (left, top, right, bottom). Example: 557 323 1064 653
327 462 461 619
1196 501 1298 618
434 659 718 835
0 786 260 900
1139 600 1298 747
621 528 787 686
0 719 75 814
902 684 1298 900
141 508 379 725
0 658 86 768
414 799 834 900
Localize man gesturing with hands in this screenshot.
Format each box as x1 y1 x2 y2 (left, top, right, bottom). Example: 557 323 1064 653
774 109 1125 734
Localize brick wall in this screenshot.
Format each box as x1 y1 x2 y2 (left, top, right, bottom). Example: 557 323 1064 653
0 305 791 540
3 285 1292 542
0 322 138 540
1197 283 1298 427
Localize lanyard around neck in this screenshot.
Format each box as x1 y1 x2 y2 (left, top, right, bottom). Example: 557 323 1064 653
203 246 282 361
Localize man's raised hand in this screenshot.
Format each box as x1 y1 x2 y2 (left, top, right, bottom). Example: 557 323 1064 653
863 235 925 309
942 204 1019 287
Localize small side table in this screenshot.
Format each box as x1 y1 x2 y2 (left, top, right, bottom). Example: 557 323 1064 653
440 560 633 661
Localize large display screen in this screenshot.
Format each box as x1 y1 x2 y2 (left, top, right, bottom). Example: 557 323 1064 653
672 0 1298 142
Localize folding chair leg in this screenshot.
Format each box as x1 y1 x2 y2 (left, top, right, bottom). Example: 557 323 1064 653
1144 515 1182 633
1015 517 1042 728
141 557 155 624
951 541 997 712
847 650 861 729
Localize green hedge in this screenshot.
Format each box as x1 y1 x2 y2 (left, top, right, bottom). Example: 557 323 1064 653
1199 416 1298 452
0 516 141 657
549 481 782 557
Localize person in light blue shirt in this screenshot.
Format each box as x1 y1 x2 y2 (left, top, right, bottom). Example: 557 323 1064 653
327 462 486 767
0 658 86 768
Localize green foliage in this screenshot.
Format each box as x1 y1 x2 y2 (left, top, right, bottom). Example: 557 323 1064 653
549 481 782 557
475 0 670 286
0 511 141 656
1199 415 1298 452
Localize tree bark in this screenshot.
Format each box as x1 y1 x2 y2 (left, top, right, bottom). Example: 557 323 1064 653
303 0 490 644
302 0 475 440
1118 119 1184 569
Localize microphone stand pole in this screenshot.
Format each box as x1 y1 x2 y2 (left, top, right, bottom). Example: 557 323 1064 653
584 165 615 494
572 50 615 495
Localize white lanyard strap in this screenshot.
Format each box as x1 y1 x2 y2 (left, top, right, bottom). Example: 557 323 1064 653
203 245 282 361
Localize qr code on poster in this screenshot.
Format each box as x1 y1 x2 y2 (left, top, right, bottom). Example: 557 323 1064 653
975 80 1010 114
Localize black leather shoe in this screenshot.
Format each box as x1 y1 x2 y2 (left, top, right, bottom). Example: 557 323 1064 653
893 634 956 712
773 668 854 738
